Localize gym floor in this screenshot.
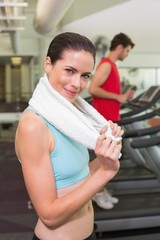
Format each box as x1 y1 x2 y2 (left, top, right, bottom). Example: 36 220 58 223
0 140 37 240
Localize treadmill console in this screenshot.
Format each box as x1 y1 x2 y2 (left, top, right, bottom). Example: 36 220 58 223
121 85 160 117
139 86 160 103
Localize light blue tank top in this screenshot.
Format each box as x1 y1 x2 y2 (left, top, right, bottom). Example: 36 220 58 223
27 107 90 189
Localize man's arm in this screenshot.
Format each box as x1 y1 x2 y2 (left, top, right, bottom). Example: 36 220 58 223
89 62 134 103
89 62 118 100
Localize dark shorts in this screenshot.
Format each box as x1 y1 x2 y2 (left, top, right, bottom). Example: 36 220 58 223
32 230 97 240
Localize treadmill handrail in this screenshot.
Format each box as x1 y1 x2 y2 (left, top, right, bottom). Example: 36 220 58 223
121 92 144 109
131 136 160 148
123 125 160 138
117 108 160 125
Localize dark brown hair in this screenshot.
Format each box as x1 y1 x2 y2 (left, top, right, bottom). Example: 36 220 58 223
110 32 135 51
47 32 96 65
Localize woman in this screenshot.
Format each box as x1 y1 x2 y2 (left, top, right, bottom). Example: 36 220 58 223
15 32 123 240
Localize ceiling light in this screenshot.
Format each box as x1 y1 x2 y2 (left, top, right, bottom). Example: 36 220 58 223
0 27 25 32
0 2 28 7
11 57 22 65
0 16 26 20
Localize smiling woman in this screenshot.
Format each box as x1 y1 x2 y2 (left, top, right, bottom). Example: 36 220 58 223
45 49 94 103
15 32 123 240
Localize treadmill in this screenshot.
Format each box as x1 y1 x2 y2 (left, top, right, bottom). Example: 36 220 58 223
109 86 160 193
93 86 160 238
117 85 160 173
93 125 160 239
120 85 160 118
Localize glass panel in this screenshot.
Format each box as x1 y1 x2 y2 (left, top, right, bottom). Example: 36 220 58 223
119 68 157 95
157 69 160 85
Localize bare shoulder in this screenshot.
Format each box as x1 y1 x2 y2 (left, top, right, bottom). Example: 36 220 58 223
15 110 48 149
15 110 52 157
17 110 48 136
90 62 111 88
99 61 111 71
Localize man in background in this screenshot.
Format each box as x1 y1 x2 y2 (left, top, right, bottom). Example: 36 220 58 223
89 32 135 209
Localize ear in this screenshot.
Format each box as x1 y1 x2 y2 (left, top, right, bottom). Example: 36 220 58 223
117 44 123 51
44 57 53 73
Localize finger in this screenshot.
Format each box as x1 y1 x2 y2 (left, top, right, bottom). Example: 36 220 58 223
106 141 122 161
96 125 109 153
101 137 113 153
120 129 124 136
100 125 108 135
95 131 107 152
113 126 123 137
113 143 122 160
110 123 121 137
99 139 117 157
111 123 118 135
108 120 114 129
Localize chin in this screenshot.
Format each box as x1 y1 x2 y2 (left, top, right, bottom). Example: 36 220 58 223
66 96 76 103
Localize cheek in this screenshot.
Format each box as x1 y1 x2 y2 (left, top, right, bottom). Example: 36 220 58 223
59 73 72 84
81 80 88 90
53 73 67 85
125 51 129 56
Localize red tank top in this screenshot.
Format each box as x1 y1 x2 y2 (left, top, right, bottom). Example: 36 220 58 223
92 58 121 121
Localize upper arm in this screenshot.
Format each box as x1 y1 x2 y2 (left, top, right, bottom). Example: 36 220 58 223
15 114 56 220
89 62 111 90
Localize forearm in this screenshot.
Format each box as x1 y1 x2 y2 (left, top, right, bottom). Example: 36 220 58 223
41 166 111 228
89 157 101 174
90 87 119 101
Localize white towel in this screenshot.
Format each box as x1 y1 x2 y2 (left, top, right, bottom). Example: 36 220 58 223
29 74 121 150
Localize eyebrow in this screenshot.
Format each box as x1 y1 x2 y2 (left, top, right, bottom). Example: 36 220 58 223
66 66 92 75
82 72 92 75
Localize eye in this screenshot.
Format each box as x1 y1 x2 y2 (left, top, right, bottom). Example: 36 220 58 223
65 68 74 74
82 74 91 80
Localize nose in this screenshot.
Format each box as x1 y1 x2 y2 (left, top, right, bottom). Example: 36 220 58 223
71 75 81 88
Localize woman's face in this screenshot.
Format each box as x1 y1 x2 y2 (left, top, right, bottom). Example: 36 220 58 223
45 50 94 103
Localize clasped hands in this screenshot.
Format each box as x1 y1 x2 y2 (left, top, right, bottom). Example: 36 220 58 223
95 120 123 174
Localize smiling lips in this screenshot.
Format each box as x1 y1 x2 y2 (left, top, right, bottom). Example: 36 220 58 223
65 89 78 97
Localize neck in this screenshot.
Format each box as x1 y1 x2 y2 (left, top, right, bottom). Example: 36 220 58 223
107 51 118 63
